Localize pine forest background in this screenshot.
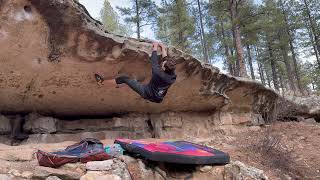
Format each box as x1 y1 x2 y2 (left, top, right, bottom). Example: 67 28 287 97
94 0 320 95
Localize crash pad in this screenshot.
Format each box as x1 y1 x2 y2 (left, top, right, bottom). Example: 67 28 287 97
114 138 230 165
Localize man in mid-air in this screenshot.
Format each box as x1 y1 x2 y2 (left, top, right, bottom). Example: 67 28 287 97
115 42 177 103
95 42 176 103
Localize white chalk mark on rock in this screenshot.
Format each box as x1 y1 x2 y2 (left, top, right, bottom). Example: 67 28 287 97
0 30 8 40
10 9 33 22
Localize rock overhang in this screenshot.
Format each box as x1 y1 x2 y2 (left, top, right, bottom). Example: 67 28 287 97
0 0 279 116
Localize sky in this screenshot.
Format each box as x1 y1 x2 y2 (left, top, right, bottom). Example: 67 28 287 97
79 0 160 39
78 0 162 20
78 0 133 19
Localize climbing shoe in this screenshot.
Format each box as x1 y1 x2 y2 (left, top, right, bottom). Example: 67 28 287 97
94 73 104 83
115 75 129 84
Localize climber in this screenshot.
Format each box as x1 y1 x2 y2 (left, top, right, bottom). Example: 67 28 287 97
95 42 176 103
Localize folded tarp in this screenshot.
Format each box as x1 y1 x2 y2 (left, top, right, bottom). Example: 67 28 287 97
115 138 230 165
36 138 111 168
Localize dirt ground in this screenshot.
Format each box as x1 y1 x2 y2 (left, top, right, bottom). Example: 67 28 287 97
0 121 319 179
205 121 320 179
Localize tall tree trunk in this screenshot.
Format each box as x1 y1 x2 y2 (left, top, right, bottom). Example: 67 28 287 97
178 31 185 50
279 71 285 94
311 82 315 90
307 23 320 68
220 20 234 75
265 67 272 88
280 44 296 93
197 0 209 63
176 3 186 51
303 0 320 54
229 0 248 77
289 37 303 93
246 44 255 80
258 62 266 85
135 0 140 39
313 42 320 68
255 47 266 85
267 40 279 91
230 48 237 72
280 0 303 93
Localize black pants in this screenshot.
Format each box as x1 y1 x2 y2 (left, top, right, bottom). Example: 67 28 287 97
124 78 147 99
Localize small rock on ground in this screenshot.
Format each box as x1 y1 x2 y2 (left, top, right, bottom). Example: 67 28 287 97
111 159 131 180
46 176 62 180
0 174 14 180
80 171 121 180
34 166 81 180
21 171 34 179
225 161 268 180
304 118 317 124
86 160 114 171
199 165 213 173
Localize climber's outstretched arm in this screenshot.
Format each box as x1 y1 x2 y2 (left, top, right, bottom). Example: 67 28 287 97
151 42 161 73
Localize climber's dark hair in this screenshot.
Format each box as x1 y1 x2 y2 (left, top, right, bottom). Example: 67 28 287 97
162 56 176 71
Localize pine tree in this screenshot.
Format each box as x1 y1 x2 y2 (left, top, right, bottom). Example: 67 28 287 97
207 0 242 75
100 0 120 33
300 0 320 68
117 0 158 39
170 0 195 52
196 0 209 63
302 0 320 55
100 0 131 36
240 0 260 80
156 0 195 52
229 0 248 77
219 18 236 75
156 0 171 44
152 0 319 93
186 1 214 61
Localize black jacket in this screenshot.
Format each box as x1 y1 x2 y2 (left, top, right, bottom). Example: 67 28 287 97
145 51 177 103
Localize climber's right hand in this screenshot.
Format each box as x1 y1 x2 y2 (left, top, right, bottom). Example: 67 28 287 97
152 42 159 51
159 43 167 58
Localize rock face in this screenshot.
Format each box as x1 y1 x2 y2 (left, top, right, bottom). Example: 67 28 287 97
0 115 11 135
285 95 320 121
0 0 278 119
24 113 58 134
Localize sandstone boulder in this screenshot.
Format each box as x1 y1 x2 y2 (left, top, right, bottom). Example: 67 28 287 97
0 0 278 119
